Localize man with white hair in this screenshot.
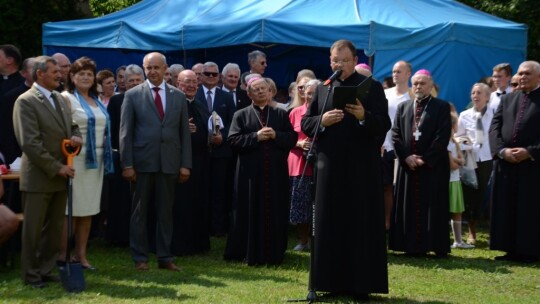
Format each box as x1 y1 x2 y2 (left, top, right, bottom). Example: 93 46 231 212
221 63 250 110
390 69 452 257
489 60 540 263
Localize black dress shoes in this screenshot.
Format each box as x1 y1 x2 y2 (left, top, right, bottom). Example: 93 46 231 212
42 275 61 283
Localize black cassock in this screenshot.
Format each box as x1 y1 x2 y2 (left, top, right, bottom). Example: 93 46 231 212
225 105 297 265
390 96 451 254
489 88 540 257
301 72 390 295
171 98 211 255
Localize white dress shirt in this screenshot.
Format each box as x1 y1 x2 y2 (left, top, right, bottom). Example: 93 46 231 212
383 87 411 151
456 107 494 162
148 80 167 112
202 86 217 108
33 82 56 109
488 86 512 114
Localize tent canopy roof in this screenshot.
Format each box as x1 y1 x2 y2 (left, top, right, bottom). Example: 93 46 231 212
43 0 526 54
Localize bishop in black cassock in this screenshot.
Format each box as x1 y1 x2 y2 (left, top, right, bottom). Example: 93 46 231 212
225 77 297 265
489 61 540 262
390 70 451 256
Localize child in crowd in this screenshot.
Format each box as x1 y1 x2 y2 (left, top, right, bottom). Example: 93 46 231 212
449 112 474 249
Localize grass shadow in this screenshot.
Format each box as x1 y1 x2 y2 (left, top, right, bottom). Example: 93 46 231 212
387 251 522 273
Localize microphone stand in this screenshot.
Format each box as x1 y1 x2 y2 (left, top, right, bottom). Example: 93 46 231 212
288 81 334 304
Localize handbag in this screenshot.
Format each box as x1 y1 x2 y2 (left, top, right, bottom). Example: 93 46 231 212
459 149 478 189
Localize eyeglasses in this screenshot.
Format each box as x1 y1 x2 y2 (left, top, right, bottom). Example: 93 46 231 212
203 72 219 77
331 59 353 65
297 85 305 91
511 82 519 87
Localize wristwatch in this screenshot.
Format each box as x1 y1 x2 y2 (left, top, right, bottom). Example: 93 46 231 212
497 148 506 159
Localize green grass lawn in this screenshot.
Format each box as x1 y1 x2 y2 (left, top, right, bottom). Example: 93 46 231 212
1 229 539 303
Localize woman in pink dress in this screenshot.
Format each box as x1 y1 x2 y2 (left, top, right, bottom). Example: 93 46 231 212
288 78 320 251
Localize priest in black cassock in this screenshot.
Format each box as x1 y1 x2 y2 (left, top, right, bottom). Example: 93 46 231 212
489 60 540 263
225 77 297 265
172 69 211 255
390 69 451 257
301 40 390 300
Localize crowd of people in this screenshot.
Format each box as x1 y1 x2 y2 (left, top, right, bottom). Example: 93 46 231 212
0 40 539 300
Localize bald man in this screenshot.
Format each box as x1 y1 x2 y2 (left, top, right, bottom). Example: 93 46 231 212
120 52 191 271
51 53 70 91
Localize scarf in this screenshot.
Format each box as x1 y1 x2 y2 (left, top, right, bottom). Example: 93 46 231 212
75 90 114 175
473 105 488 146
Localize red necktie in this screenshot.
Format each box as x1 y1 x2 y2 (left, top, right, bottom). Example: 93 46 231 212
153 87 164 121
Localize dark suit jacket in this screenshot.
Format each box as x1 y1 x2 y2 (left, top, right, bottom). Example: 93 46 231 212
0 83 31 164
489 88 540 160
120 81 192 173
221 86 251 111
196 86 235 158
12 85 81 192
108 93 125 150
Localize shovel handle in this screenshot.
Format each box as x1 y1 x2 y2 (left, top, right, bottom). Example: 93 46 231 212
61 139 81 167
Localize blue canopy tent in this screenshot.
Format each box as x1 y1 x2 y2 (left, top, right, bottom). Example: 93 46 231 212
42 0 527 110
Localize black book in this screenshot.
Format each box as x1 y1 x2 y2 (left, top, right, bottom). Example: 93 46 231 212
332 76 372 109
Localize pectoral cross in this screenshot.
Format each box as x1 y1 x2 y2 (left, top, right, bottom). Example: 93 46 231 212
413 129 422 141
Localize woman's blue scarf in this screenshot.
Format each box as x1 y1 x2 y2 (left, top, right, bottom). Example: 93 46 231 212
75 90 114 175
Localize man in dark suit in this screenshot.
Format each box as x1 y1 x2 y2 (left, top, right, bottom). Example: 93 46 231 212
489 60 540 263
13 56 82 288
120 52 191 271
221 63 250 111
1 57 35 165
0 45 25 163
195 62 236 236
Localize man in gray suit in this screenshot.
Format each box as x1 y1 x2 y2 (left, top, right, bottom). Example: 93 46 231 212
13 55 82 288
120 52 191 271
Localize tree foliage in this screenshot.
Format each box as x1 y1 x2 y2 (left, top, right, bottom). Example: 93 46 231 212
457 0 539 60
90 0 141 16
0 0 88 59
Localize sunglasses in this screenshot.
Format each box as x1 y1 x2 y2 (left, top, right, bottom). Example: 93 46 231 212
203 72 219 77
511 82 519 87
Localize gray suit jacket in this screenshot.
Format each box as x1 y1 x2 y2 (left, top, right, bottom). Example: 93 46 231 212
12 85 80 192
120 81 192 174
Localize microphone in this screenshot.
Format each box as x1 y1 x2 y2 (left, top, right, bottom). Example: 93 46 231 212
323 70 342 86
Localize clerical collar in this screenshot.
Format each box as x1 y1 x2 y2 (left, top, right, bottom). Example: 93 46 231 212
524 84 540 95
252 103 267 110
416 95 431 105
